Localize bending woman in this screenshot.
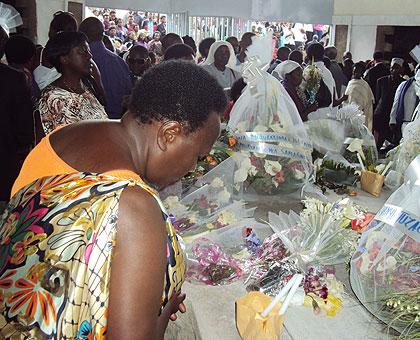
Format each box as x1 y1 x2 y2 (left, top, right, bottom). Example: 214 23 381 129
1 60 227 339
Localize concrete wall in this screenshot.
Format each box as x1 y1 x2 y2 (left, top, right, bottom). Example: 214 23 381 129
35 0 85 46
334 0 420 16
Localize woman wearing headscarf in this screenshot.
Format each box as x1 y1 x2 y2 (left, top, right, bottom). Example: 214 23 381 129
273 60 318 121
2 61 227 339
38 32 107 134
201 41 241 90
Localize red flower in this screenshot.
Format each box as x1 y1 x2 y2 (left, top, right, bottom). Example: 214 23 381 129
351 213 375 233
274 171 285 184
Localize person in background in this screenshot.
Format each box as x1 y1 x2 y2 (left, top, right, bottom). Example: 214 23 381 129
148 31 162 55
389 65 420 142
164 43 195 62
157 15 167 37
0 26 34 208
34 11 106 107
345 62 375 130
306 43 347 119
4 35 40 103
3 60 227 339
268 46 291 73
304 23 313 41
124 31 138 49
304 34 319 51
109 10 117 25
198 37 216 64
125 15 135 32
161 33 183 55
373 58 404 151
126 45 151 85
103 34 116 53
116 18 128 40
149 51 157 65
136 29 149 49
226 36 240 55
142 12 155 36
364 51 390 96
313 24 324 41
324 46 348 97
132 24 140 40
182 35 197 55
224 77 246 121
274 60 318 121
341 51 354 82
38 32 107 134
202 41 241 89
79 17 132 119
289 49 304 65
283 23 295 50
133 11 144 28
236 32 255 69
292 23 306 49
102 13 111 31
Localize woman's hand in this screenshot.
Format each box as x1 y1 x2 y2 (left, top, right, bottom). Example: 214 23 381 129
164 292 187 321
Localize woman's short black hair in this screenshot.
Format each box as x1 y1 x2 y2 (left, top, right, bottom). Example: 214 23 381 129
5 35 36 65
182 35 197 53
353 61 366 73
128 60 227 132
164 43 195 61
198 37 215 58
45 31 87 73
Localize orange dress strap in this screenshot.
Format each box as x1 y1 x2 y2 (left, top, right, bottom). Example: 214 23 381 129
11 132 141 197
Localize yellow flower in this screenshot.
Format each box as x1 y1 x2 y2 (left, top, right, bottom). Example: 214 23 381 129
325 293 342 317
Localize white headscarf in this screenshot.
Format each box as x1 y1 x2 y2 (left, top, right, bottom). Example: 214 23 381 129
272 60 301 80
391 57 404 67
202 41 237 70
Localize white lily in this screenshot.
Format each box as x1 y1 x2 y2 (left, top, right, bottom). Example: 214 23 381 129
217 210 237 225
264 160 282 176
347 138 365 160
376 256 397 272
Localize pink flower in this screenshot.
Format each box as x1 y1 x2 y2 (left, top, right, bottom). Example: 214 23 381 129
274 171 285 184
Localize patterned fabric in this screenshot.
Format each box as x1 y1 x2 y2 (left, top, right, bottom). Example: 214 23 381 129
0 173 185 339
39 85 108 134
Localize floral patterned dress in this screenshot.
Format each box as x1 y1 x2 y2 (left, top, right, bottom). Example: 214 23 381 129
39 86 108 134
0 173 185 339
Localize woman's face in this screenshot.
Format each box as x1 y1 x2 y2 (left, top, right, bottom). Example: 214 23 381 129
154 33 161 41
288 67 303 87
63 41 92 76
147 112 221 188
214 45 230 67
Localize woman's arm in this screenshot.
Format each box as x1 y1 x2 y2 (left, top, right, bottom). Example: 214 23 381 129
107 185 182 339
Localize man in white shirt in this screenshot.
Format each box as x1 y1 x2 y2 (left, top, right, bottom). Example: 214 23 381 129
292 23 306 49
306 43 337 120
390 67 420 141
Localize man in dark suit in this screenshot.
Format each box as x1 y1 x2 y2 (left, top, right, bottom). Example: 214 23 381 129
373 58 404 151
0 27 35 205
364 51 390 96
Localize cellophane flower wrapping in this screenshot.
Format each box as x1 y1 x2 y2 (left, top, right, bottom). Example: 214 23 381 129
304 118 346 156
350 156 420 336
185 220 273 285
337 103 378 166
302 64 322 104
228 60 313 197
388 119 420 178
268 198 358 269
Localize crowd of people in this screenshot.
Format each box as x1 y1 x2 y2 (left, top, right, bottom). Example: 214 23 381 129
0 7 419 339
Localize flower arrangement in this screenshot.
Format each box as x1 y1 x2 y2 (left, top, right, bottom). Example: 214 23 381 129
303 64 322 104
269 198 359 268
350 205 420 336
186 238 244 285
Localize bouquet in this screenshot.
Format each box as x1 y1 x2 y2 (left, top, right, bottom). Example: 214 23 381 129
268 198 359 268
303 64 322 104
337 104 378 166
228 69 313 197
186 221 273 285
350 156 420 336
